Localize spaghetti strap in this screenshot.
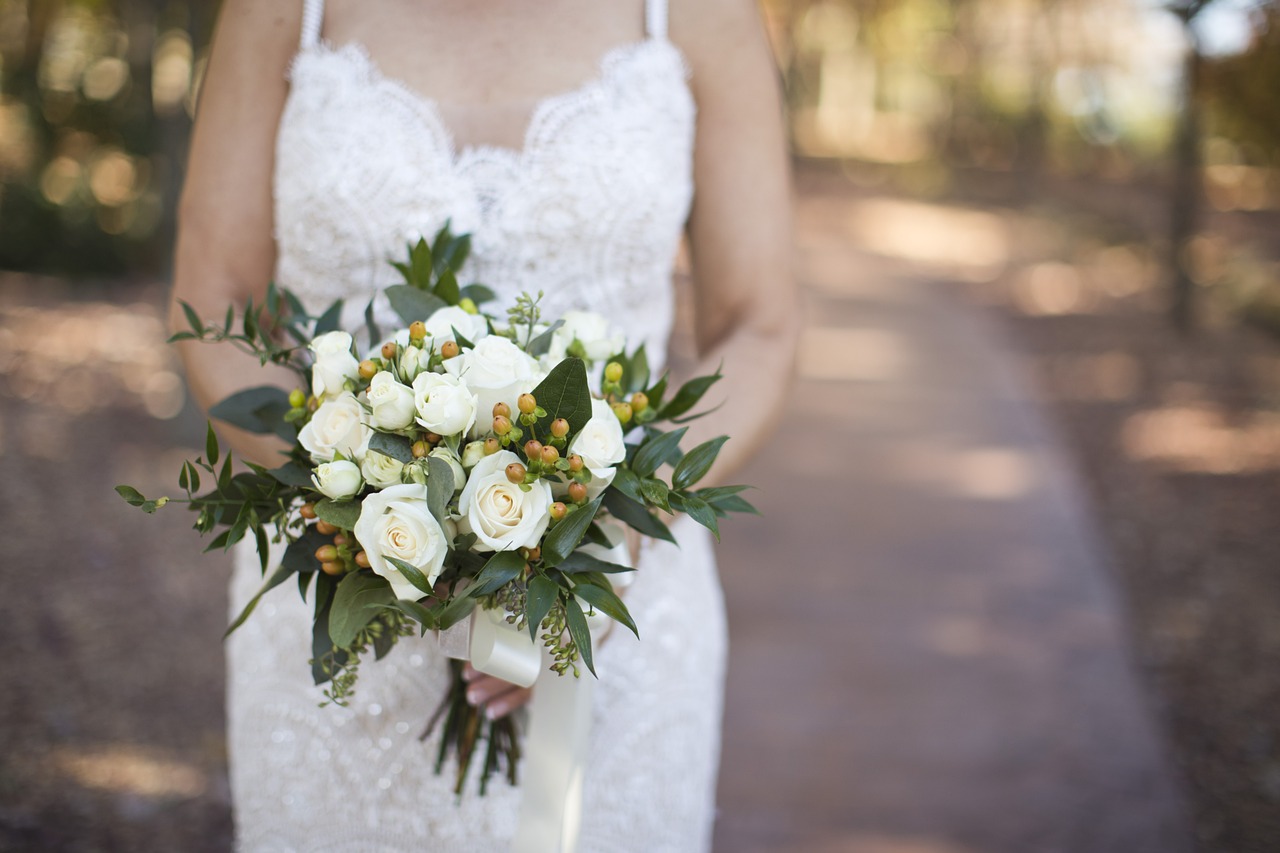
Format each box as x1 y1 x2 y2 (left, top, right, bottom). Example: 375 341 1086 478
300 0 325 49
645 0 668 40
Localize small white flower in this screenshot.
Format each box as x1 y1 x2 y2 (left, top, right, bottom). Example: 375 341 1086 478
311 459 363 500
365 371 417 431
412 372 478 438
299 392 371 464
544 311 624 366
568 397 627 498
423 306 489 350
361 450 406 489
309 331 361 400
444 336 540 432
458 450 553 552
353 484 449 599
460 440 488 470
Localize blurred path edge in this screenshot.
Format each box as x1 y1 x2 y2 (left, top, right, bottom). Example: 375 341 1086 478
711 180 1192 853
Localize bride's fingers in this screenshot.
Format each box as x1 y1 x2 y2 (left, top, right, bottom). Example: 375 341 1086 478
484 687 533 720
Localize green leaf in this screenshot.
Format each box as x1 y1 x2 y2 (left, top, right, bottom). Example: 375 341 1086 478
529 358 593 437
115 485 147 507
204 423 220 467
179 300 204 334
217 454 233 491
435 268 461 305
525 320 564 358
266 461 315 488
394 598 439 631
209 386 292 436
658 370 722 422
364 298 382 350
409 237 433 285
601 489 675 543
631 427 687 479
710 494 760 515
639 477 671 511
609 467 644 503
468 551 526 597
426 455 453 525
368 432 414 464
672 436 729 490
434 590 477 630
460 283 496 305
681 494 720 541
694 484 751 502
525 575 559 641
542 495 603 565
311 573 346 685
385 556 436 598
298 569 314 602
557 550 634 574
386 284 447 326
184 462 201 493
563 596 595 677
328 572 396 647
166 331 198 342
225 563 294 637
315 498 361 531
627 344 650 393
314 299 344 334
450 325 475 351
573 583 638 638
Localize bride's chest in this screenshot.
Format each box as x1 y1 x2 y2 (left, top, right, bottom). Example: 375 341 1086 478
273 40 696 259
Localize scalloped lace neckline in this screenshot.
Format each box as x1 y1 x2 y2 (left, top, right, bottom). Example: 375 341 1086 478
300 37 686 167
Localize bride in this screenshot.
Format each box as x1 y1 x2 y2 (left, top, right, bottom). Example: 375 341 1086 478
170 0 796 849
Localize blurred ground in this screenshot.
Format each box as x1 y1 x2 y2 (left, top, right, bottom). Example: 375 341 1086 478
7 166 1280 851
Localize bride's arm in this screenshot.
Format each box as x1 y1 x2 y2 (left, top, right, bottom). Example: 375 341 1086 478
169 1 303 468
669 0 799 488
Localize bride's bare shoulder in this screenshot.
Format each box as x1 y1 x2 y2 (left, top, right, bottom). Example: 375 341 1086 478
669 0 776 88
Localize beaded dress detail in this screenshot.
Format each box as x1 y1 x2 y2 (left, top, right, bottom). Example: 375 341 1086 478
226 0 726 850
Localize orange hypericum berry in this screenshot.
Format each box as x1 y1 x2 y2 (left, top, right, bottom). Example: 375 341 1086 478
441 340 460 359
550 502 568 520
381 341 397 359
354 550 371 569
611 402 633 424
332 533 349 548
550 418 569 438
506 462 527 484
412 440 431 458
358 359 377 379
483 437 501 455
540 445 560 465
315 520 338 535
321 560 345 576
517 393 537 414
604 362 623 383
409 321 427 340
492 401 511 419
630 391 649 413
568 454 584 473
493 415 512 436
425 432 442 445
300 502 318 519
315 544 339 562
568 482 588 504
525 546 542 561
524 440 543 460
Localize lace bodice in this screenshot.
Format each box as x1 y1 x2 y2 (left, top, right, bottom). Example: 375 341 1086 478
228 2 726 851
273 1 695 367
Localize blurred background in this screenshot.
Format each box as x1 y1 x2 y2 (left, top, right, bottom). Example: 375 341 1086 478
1 0 1278 851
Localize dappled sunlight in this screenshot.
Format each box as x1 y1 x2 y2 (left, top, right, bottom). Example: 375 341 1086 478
950 447 1037 500
1122 402 1280 474
842 197 1010 282
53 743 208 800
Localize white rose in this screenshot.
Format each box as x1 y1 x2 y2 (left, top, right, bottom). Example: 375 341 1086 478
365 371 416 430
412 372 478 437
569 397 627 497
424 306 489 349
460 440 488 470
299 392 371 463
458 450 553 552
428 447 466 494
399 344 425 383
309 331 361 400
544 311 624 365
444 335 539 429
311 459 363 500
361 450 406 489
353 484 449 600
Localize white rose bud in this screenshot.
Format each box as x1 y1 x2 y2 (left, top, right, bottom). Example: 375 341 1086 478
544 310 624 366
299 392 371 464
364 371 416 431
412 372 478 437
458 450 553 552
460 440 487 470
398 344 425 383
424 306 489 350
568 396 627 498
353 484 448 599
309 331 361 400
311 459 363 500
361 450 406 489
428 447 467 494
444 335 539 434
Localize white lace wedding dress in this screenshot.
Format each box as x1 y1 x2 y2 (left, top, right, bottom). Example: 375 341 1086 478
225 0 727 850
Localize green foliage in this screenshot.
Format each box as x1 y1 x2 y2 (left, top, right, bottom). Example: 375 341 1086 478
542 495 603 565
530 357 594 437
328 572 396 648
314 498 361 531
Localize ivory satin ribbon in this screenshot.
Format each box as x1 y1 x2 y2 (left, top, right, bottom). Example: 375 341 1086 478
438 534 629 852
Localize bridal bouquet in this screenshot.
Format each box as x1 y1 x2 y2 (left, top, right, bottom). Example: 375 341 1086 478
117 223 755 794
